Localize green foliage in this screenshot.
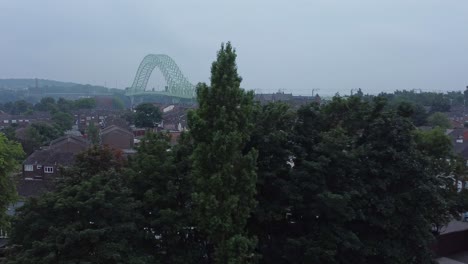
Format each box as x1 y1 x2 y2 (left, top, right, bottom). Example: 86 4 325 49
65 145 126 183
247 102 296 263
188 42 258 263
121 110 136 125
24 122 63 152
34 97 57 112
86 122 100 145
56 97 72 113
134 103 162 128
414 128 452 160
1 124 19 141
112 96 125 110
427 112 452 129
3 46 460 264
0 133 24 230
128 132 203 263
414 128 459 233
51 112 74 131
6 147 149 263
275 97 448 264
35 97 96 113
430 94 451 112
7 172 151 264
0 100 34 115
73 97 96 109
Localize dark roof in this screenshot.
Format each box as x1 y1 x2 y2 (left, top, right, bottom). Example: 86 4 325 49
103 116 129 130
49 135 87 147
23 149 77 166
101 125 133 136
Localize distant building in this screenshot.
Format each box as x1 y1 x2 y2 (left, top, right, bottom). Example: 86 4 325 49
101 125 134 150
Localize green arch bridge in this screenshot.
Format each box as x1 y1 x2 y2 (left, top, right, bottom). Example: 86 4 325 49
125 54 196 100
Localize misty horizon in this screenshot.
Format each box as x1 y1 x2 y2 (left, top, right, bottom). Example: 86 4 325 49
1 1 468 96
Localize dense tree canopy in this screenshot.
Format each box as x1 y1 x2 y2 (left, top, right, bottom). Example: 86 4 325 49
51 112 74 131
5 147 149 264
0 134 24 230
134 103 162 128
4 43 465 264
427 112 452 129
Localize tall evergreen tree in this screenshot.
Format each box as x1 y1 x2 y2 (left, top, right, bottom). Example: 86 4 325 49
188 42 258 263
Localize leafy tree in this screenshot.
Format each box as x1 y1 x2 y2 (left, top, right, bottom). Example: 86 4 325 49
23 122 63 153
86 122 100 145
427 112 451 129
112 97 125 110
355 88 364 97
414 128 459 233
34 97 57 112
5 147 149 263
129 132 203 263
464 87 468 105
121 110 136 125
67 145 126 183
246 102 296 263
430 95 451 112
73 98 96 109
0 134 24 231
51 111 74 131
134 103 162 128
0 100 33 115
396 102 428 126
411 103 429 126
13 100 33 115
56 97 73 112
284 97 450 263
188 42 258 263
6 174 150 264
2 124 19 141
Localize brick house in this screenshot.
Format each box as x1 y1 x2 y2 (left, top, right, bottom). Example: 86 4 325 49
19 135 89 197
0 112 52 129
100 125 134 150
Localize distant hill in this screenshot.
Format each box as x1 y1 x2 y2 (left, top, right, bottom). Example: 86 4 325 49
0 79 79 90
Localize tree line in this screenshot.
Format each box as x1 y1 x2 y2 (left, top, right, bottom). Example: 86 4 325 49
2 43 468 263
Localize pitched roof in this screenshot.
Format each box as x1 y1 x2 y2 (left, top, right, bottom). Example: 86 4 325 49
23 149 77 166
49 135 88 147
101 125 133 137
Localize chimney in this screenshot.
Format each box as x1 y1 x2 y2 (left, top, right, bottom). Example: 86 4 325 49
464 130 468 141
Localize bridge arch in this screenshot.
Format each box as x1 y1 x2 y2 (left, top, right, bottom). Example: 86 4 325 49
127 54 195 98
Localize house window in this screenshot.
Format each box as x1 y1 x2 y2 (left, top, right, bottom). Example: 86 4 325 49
37 165 42 169
24 165 34 171
44 166 54 173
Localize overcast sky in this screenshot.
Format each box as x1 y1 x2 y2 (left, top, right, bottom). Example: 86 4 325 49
1 0 467 95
